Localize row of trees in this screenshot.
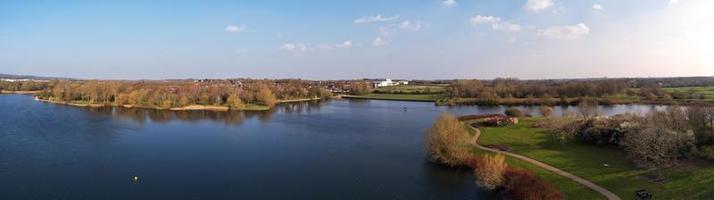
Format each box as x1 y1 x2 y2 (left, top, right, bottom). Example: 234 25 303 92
445 79 629 99
37 80 332 109
0 81 50 91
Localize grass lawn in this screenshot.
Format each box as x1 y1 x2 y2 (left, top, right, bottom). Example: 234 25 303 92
477 118 714 199
374 84 446 94
465 126 606 200
348 93 439 101
663 86 714 99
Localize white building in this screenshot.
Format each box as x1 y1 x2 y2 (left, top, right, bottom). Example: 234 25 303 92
372 79 408 88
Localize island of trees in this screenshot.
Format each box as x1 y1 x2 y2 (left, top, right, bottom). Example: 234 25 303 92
4 79 332 111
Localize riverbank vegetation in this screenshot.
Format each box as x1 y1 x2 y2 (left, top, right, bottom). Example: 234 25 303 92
32 79 331 111
425 113 567 199
0 80 50 93
478 107 714 199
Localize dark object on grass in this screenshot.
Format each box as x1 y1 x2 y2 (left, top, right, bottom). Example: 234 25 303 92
635 189 652 200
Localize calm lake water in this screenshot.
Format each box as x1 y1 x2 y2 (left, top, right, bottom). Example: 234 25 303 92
0 94 664 199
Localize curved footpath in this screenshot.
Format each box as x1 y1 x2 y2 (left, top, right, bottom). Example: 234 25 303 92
468 125 622 200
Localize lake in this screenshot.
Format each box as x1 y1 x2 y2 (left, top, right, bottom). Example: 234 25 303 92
0 94 664 199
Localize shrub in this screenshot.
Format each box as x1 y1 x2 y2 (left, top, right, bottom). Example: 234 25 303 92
539 106 554 117
474 154 507 190
694 145 714 161
482 116 518 127
504 107 524 117
502 168 563 200
621 124 695 179
457 114 504 121
425 113 471 167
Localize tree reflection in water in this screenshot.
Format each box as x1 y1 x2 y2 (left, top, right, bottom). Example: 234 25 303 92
84 100 325 125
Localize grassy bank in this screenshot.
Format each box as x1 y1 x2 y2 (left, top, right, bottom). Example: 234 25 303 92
477 118 714 199
463 122 606 199
342 93 438 102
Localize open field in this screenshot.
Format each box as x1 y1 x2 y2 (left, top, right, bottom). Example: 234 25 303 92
464 125 606 199
663 86 714 99
373 84 446 94
343 93 439 102
477 118 714 199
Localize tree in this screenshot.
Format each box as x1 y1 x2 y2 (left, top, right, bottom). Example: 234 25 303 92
424 113 471 166
255 85 276 107
577 98 598 117
474 154 507 190
348 82 373 95
539 106 554 117
504 107 524 117
226 93 244 109
621 112 695 179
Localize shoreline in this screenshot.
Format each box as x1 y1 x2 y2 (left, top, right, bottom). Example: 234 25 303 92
339 94 436 102
1 90 42 94
34 96 322 112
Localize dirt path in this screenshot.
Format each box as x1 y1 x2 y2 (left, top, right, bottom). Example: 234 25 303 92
468 125 622 200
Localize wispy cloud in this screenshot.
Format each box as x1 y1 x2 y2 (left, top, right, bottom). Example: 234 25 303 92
538 23 590 39
470 15 521 33
398 20 424 31
442 0 456 7
592 4 603 11
225 25 248 33
279 43 307 54
372 37 391 47
524 0 554 12
354 15 400 24
319 41 353 50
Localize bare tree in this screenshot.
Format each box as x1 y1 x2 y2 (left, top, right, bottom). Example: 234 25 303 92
425 113 471 166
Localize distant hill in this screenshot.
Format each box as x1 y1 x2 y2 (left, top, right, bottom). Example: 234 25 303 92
0 73 71 80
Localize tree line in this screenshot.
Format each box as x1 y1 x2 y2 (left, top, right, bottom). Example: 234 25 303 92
35 80 332 109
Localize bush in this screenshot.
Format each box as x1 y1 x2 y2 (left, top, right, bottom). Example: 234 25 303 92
482 116 518 127
539 106 554 117
694 145 714 161
502 168 563 200
424 113 471 167
457 114 504 121
474 154 507 190
504 107 524 117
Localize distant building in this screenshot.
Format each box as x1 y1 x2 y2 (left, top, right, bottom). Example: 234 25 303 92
372 78 408 88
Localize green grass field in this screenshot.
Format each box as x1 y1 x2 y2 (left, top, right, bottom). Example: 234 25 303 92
347 93 439 101
663 86 714 99
373 84 446 94
465 126 606 199
477 118 714 199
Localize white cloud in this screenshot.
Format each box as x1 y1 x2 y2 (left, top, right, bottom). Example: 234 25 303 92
524 0 554 12
538 23 590 39
354 15 400 24
592 4 603 10
279 43 307 53
442 0 456 7
668 0 680 6
225 25 248 33
398 20 424 31
372 37 391 47
470 15 521 33
470 15 500 25
320 41 353 49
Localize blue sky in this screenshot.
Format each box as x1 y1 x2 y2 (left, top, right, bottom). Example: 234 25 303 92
1 0 712 80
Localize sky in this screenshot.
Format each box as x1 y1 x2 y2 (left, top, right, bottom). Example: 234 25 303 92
1 0 713 80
